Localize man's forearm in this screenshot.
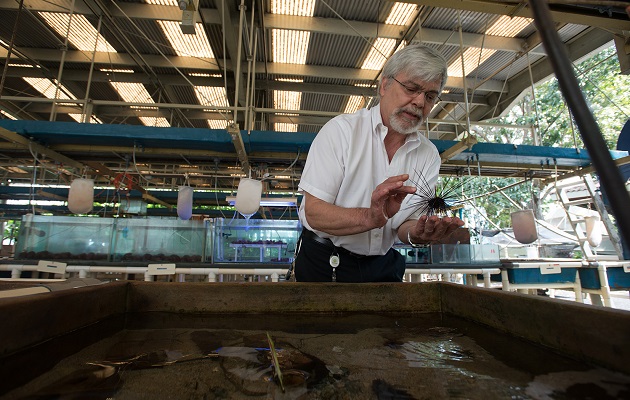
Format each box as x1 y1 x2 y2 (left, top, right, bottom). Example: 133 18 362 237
303 193 379 236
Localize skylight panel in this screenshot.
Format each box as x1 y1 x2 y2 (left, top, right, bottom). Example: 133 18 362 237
274 90 302 112
0 110 17 120
100 68 134 74
344 95 368 114
145 0 179 5
139 116 170 127
271 0 315 16
194 86 229 107
272 29 310 64
487 15 532 37
447 15 532 77
361 38 397 70
23 77 76 101
38 12 116 53
208 119 230 129
385 3 417 26
110 82 156 104
275 123 298 132
157 20 215 58
68 114 103 124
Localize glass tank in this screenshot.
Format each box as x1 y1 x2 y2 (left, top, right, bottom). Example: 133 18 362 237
212 218 301 264
111 218 209 263
15 215 209 263
15 215 115 261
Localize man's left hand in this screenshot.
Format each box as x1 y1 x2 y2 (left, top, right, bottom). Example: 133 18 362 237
409 215 465 244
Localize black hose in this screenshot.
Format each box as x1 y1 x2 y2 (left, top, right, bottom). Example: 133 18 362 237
528 0 630 255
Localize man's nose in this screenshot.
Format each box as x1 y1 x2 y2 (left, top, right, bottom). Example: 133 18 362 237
410 91 427 107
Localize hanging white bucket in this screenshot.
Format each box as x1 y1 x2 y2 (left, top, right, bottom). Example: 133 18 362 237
68 178 94 214
235 178 262 218
511 209 538 244
177 186 194 220
584 215 603 247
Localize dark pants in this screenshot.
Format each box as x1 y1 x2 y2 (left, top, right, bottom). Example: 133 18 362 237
293 230 406 282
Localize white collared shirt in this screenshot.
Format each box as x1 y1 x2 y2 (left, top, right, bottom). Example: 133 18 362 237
298 104 441 255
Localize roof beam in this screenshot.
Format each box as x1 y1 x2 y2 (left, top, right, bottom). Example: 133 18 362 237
0 127 84 170
403 0 630 31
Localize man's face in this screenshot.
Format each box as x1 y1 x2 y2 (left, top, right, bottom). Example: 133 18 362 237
379 73 441 135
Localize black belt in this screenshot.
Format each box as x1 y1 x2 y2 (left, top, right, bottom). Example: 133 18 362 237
301 228 371 259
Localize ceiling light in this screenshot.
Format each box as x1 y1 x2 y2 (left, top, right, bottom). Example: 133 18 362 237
271 0 315 16
274 123 298 132
157 20 214 58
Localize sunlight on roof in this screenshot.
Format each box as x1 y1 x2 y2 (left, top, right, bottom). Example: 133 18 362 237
110 82 155 104
0 110 17 120
139 116 170 127
272 29 310 64
208 119 231 129
194 86 229 107
145 0 179 5
385 3 417 25
271 0 315 16
274 90 302 112
100 68 134 73
275 123 298 132
68 114 103 124
38 12 116 52
448 15 532 77
23 77 76 100
361 38 397 70
344 95 367 114
189 72 222 77
157 21 215 58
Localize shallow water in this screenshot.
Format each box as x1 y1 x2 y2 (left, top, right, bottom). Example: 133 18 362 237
3 312 630 399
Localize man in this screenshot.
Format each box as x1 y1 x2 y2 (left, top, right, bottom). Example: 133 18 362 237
293 44 465 282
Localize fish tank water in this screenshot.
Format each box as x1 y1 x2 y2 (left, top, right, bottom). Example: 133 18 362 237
211 218 301 264
15 214 115 261
14 215 210 263
4 311 629 399
111 218 209 263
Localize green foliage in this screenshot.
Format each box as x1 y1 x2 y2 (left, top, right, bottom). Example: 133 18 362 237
463 45 630 230
482 46 630 149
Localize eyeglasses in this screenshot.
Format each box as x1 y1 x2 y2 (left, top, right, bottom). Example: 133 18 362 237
391 77 441 105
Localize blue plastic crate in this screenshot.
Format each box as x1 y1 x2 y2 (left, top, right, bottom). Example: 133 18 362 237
506 267 578 284
579 267 630 290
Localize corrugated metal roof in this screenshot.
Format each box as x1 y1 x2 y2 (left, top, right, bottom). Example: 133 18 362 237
0 0 627 201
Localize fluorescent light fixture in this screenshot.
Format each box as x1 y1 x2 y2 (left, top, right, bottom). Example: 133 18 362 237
226 196 298 207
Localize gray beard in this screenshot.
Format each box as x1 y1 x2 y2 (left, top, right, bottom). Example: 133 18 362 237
389 110 423 134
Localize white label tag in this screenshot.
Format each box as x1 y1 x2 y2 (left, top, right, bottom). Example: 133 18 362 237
624 265 630 273
540 264 561 275
147 263 176 275
37 260 67 274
